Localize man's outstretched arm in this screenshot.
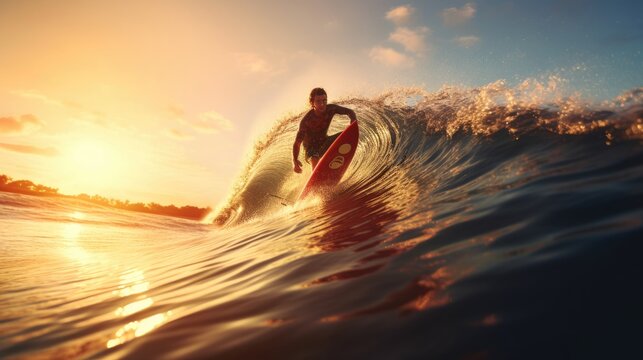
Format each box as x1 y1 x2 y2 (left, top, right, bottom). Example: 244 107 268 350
333 104 357 123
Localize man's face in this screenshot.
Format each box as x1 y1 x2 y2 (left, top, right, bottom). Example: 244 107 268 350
312 94 327 113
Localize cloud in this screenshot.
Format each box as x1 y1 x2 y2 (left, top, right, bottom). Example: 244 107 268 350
12 90 107 127
165 105 233 137
166 128 193 140
442 3 476 26
374 6 430 67
189 111 234 134
0 142 58 156
386 5 414 24
167 105 186 119
12 90 66 108
12 90 97 114
233 51 315 81
0 114 44 135
369 46 415 67
389 27 430 55
455 35 480 48
234 52 282 77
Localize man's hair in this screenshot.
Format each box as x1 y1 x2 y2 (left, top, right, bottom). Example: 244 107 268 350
309 87 327 106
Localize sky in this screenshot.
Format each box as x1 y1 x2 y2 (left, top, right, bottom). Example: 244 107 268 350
1 0 641 207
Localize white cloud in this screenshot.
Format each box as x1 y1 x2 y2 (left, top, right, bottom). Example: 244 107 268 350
0 114 44 135
389 27 430 55
442 3 476 27
455 36 480 48
375 6 431 66
386 5 414 24
369 46 415 67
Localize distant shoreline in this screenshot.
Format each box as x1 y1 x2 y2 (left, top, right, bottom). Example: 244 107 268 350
0 174 211 221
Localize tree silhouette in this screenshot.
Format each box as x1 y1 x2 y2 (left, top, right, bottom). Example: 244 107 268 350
0 173 211 220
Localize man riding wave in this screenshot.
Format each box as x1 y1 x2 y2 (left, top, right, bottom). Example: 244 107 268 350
292 88 357 173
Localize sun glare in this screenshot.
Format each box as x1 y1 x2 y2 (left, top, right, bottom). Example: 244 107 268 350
70 141 110 171
60 139 126 191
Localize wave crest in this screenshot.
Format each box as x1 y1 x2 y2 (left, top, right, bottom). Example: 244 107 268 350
210 83 642 225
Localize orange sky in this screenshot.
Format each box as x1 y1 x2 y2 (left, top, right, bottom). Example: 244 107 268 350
4 1 636 207
0 1 400 207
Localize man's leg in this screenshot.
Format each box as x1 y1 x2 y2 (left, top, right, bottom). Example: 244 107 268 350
311 133 341 170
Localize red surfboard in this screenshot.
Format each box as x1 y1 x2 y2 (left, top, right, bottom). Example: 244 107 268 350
299 121 359 200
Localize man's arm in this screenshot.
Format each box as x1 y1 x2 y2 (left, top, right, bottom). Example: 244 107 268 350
293 119 306 173
332 104 357 123
292 137 303 173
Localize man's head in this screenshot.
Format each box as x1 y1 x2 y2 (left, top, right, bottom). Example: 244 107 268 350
309 87 327 113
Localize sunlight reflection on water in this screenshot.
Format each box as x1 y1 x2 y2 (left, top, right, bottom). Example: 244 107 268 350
106 312 172 349
107 269 172 349
60 218 98 265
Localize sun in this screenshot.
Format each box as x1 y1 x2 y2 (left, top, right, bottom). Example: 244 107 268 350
60 139 125 191
70 141 110 171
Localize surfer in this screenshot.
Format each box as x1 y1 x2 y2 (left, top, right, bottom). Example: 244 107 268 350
292 88 357 173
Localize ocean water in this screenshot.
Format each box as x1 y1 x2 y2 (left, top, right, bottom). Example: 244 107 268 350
1 84 642 359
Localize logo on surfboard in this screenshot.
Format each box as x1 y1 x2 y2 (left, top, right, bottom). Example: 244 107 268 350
329 156 344 169
329 143 352 169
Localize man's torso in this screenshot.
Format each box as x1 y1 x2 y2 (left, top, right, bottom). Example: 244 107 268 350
298 105 341 153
